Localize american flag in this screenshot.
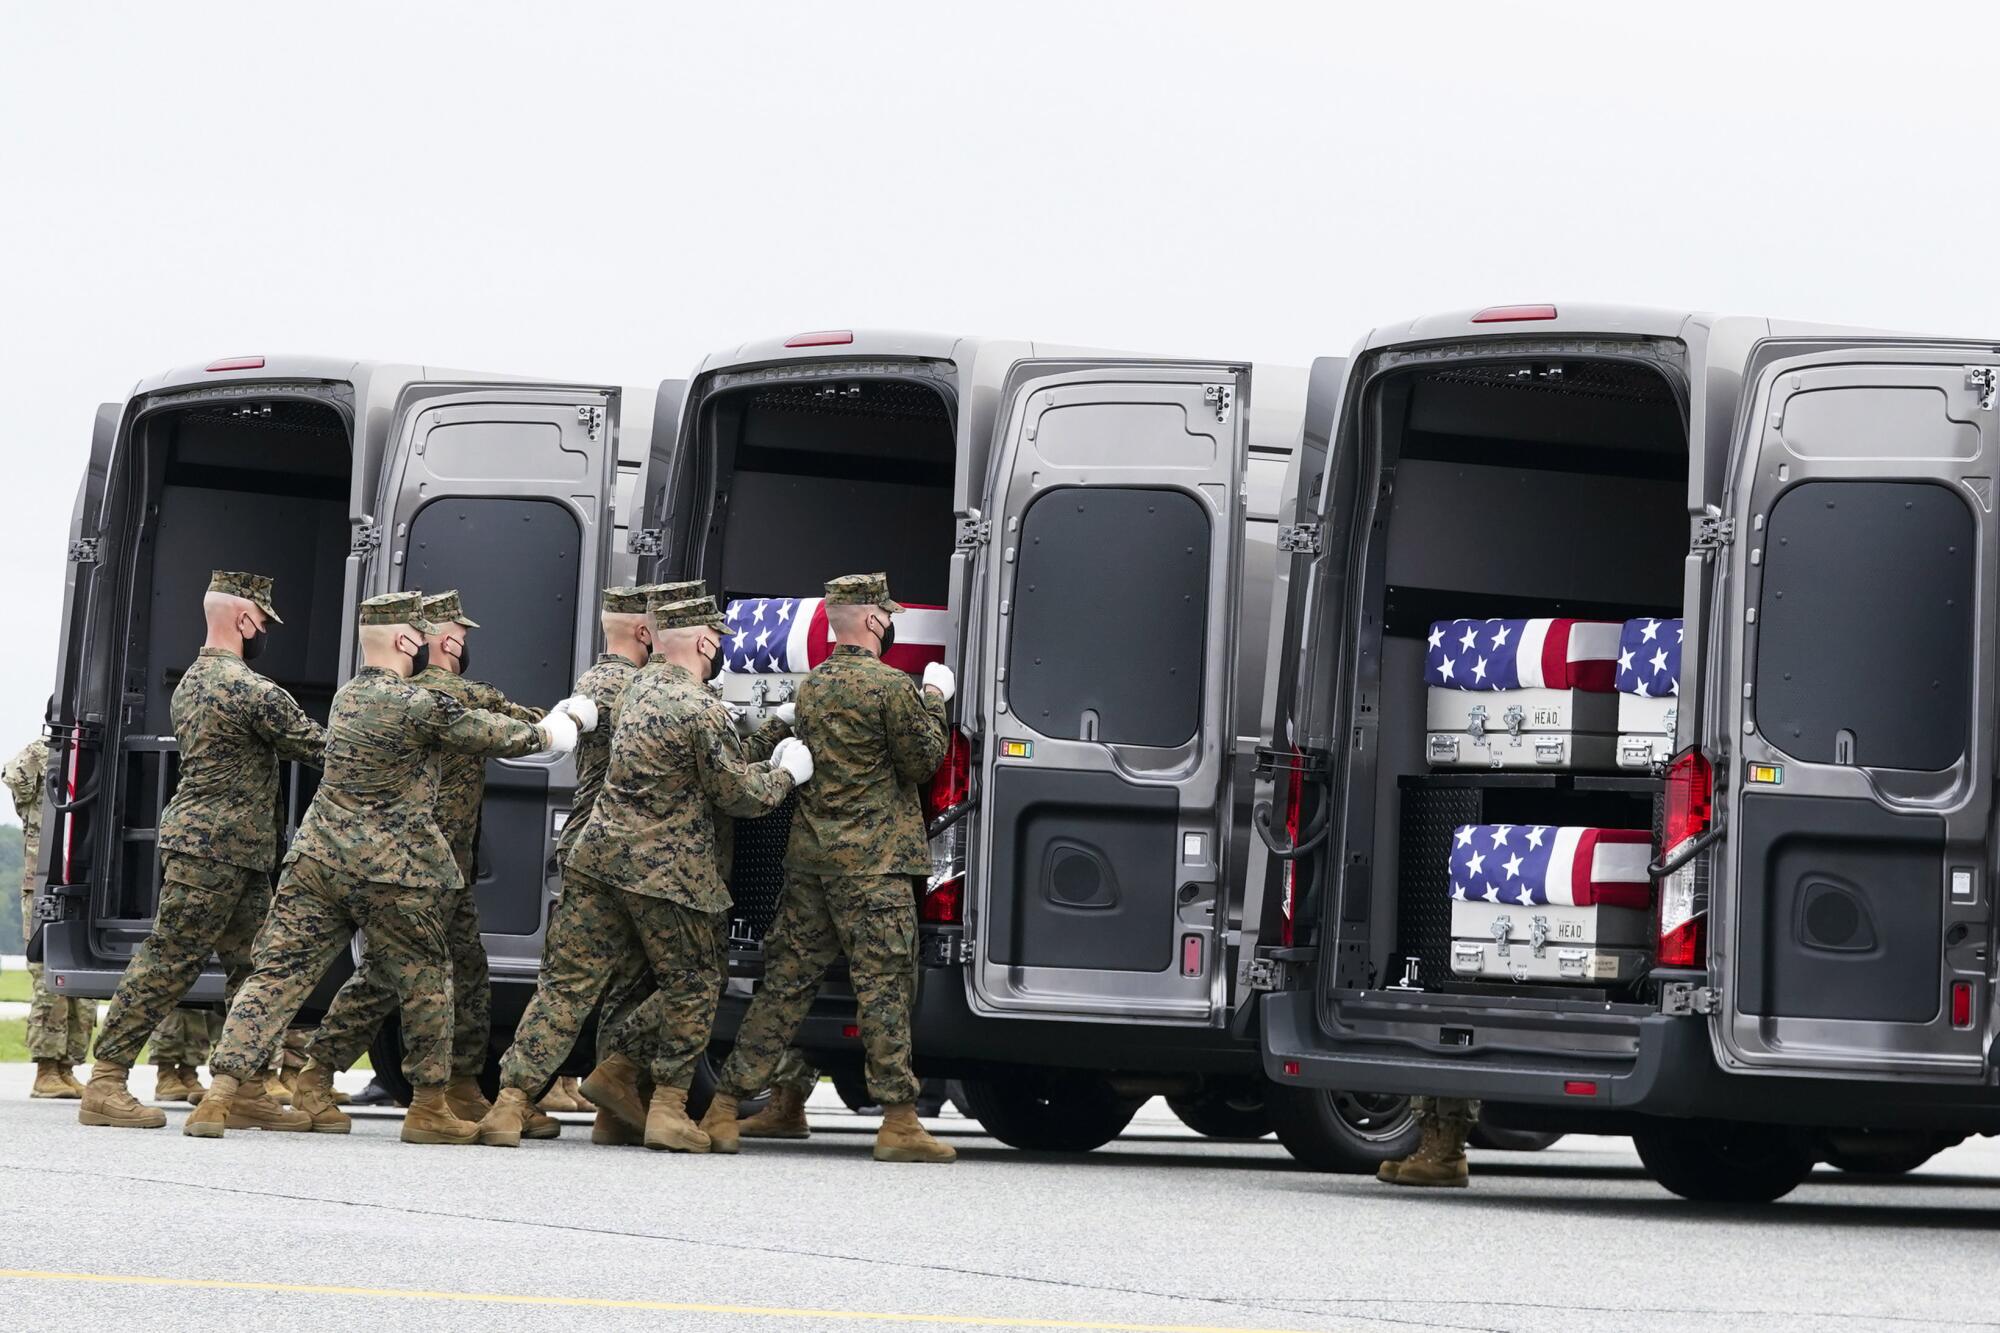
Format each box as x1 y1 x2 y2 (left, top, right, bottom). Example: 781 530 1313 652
1447 823 1653 908
720 597 949 676
1617 617 1682 698
1424 618 1622 693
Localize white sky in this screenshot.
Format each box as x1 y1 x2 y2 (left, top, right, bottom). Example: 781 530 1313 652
1 1 1995 748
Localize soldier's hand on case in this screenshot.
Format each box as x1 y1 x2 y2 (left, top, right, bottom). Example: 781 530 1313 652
772 736 814 785
537 710 580 755
770 702 797 724
922 662 955 701
553 694 599 732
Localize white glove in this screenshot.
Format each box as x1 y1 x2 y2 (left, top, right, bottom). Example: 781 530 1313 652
537 710 579 756
553 694 599 733
769 702 797 725
922 662 955 702
771 736 814 785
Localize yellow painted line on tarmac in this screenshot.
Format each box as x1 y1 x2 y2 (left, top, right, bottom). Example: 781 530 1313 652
0 1268 1331 1333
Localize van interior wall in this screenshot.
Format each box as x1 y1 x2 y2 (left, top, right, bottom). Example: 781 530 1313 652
1365 360 1688 986
710 380 955 605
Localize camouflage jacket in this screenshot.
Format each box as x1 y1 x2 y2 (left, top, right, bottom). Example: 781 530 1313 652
788 645 948 876
286 666 545 890
412 666 543 861
157 648 328 872
567 662 793 910
3 740 45 846
555 653 640 863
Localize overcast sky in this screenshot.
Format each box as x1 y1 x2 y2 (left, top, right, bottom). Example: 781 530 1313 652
0 1 1994 760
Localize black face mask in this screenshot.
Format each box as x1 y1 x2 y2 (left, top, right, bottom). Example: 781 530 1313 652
239 627 267 662
875 619 897 656
407 641 431 676
703 640 724 683
449 640 471 676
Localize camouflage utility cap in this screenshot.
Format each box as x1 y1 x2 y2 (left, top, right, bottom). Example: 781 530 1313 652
358 591 437 631
651 595 728 632
421 590 480 628
640 579 706 603
210 570 284 624
824 573 902 613
600 586 650 614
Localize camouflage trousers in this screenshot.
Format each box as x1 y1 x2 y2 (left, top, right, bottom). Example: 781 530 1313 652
210 854 453 1086
500 868 724 1094
93 853 270 1068
308 842 490 1080
599 974 820 1095
149 1009 217 1067
1411 1096 1480 1132
768 1047 820 1095
717 872 919 1107
21 880 93 1063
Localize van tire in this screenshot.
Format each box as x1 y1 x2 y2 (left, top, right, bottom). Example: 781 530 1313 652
1633 1119 1815 1203
957 1072 1142 1153
1167 1084 1274 1139
1821 1130 1957 1176
1468 1122 1565 1153
1265 1083 1420 1173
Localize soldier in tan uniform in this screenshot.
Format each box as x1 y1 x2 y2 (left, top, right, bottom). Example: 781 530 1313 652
81 573 327 1131
183 592 575 1143
5 738 92 1098
478 593 808 1152
297 590 586 1133
703 573 956 1164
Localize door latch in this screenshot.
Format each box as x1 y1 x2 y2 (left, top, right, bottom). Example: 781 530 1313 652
1203 384 1234 424
954 516 991 553
577 404 605 440
349 524 383 557
1967 366 1998 411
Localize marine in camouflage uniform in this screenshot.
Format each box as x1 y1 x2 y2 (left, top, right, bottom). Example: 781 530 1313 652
149 1009 217 1103
480 593 797 1152
83 572 326 1130
307 590 543 1110
6 739 92 1097
706 573 953 1163
1378 1096 1480 1188
187 592 554 1144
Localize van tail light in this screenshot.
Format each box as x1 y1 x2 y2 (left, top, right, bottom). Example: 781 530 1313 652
919 875 963 926
205 355 265 371
925 729 972 822
1279 753 1304 947
922 730 973 932
1655 749 1714 968
1471 305 1558 323
784 330 853 348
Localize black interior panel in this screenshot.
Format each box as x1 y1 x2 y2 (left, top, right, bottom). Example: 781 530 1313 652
988 767 1177 972
473 776 551 935
1738 793 1943 1023
1007 487 1209 747
1755 481 1973 772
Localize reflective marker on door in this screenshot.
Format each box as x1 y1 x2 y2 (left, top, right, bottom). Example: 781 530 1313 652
1747 763 1783 785
1000 739 1033 760
1181 934 1202 977
1952 982 1974 1029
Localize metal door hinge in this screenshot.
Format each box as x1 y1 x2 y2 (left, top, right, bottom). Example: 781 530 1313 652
1204 384 1235 424
954 516 991 553
626 528 663 556
577 404 605 440
1660 981 1722 1016
1967 366 1998 411
920 931 975 968
67 538 100 564
1277 523 1322 556
350 524 383 557
1246 957 1296 992
1692 515 1734 553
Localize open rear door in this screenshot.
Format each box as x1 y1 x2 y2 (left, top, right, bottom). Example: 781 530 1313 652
969 364 1248 1023
384 383 619 981
1717 346 1998 1079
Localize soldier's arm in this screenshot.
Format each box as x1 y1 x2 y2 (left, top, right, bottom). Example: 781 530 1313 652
244 682 330 769
694 708 794 818
740 715 791 763
465 679 546 725
885 676 950 784
410 689 546 760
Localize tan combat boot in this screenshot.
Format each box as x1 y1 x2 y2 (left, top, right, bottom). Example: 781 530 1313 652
78 1060 167 1128
225 1075 313 1132
179 1066 209 1105
183 1075 238 1138
565 1076 595 1113
697 1092 741 1155
59 1065 87 1097
1376 1119 1435 1185
643 1086 710 1153
525 1108 562 1140
873 1104 956 1163
265 1066 293 1105
737 1085 811 1140
291 1060 352 1134
1388 1119 1470 1188
32 1060 79 1099
403 1086 481 1145
536 1079 579 1113
591 1108 644 1147
578 1054 647 1138
153 1065 192 1104
474 1087 536 1148
444 1076 491 1124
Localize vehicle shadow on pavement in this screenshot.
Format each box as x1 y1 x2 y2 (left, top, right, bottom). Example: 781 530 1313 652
1322 1187 2000 1231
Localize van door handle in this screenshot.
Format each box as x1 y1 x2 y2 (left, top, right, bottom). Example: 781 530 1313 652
1253 798 1329 860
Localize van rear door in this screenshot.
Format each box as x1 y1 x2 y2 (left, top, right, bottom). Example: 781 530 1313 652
384 382 619 981
969 364 1249 1023
1717 345 1999 1079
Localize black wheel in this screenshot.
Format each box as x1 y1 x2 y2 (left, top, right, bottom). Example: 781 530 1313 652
1265 1083 1420 1173
915 1077 949 1118
957 1071 1142 1152
1633 1119 1815 1203
364 1024 414 1108
1167 1084 1274 1140
831 1068 874 1113
1469 1121 1565 1153
1822 1130 1955 1176
946 1080 976 1119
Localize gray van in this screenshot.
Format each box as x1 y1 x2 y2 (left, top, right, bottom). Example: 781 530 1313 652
39 355 670 1075
645 331 1418 1167
1251 305 2000 1200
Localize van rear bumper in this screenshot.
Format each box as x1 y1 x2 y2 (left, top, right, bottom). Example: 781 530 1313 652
1260 989 2000 1134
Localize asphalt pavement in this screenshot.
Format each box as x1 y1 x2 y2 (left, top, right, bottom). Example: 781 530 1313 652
0 1062 1995 1333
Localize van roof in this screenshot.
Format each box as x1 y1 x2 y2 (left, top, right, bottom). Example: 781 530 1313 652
130 356 605 398
1357 303 1951 354
692 328 1254 381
